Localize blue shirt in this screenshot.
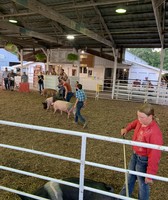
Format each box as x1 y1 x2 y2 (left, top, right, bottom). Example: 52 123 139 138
76 89 86 102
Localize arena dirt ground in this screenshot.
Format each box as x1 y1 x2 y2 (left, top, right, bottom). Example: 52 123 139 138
0 89 167 200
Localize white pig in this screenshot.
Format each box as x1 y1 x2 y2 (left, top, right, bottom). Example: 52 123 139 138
42 97 53 110
53 100 75 118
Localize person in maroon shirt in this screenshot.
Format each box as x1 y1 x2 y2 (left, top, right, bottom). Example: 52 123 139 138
119 103 163 200
60 79 73 102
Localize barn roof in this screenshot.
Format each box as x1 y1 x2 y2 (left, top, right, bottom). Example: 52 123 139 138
0 0 167 61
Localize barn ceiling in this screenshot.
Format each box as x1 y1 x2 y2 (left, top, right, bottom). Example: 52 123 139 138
0 0 167 61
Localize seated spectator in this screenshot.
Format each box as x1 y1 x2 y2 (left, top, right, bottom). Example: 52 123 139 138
132 79 140 87
21 72 28 83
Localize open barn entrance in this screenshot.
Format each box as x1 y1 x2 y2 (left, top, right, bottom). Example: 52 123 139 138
104 68 113 90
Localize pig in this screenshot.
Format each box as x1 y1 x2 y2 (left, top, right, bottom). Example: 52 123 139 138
53 100 75 118
17 177 115 200
41 88 57 97
42 97 53 110
42 93 65 110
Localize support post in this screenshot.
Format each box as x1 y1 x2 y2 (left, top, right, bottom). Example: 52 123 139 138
111 48 118 99
156 47 165 104
41 48 50 71
18 49 23 75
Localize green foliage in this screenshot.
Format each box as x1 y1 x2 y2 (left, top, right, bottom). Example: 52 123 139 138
127 48 168 70
4 43 18 55
67 53 78 61
35 53 46 62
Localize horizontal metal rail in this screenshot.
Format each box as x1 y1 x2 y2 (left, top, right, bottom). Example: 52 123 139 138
0 166 136 200
1 144 168 182
0 120 168 152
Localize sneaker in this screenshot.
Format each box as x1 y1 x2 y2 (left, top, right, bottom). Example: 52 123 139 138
83 121 88 129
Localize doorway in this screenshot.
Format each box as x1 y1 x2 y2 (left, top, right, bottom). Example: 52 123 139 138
104 68 113 90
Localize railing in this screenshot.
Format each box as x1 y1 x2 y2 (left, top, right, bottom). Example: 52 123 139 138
0 120 168 200
115 80 168 105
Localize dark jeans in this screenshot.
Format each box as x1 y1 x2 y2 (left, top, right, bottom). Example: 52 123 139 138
75 101 85 124
9 80 15 90
65 92 73 102
38 82 44 93
119 153 149 200
4 78 9 90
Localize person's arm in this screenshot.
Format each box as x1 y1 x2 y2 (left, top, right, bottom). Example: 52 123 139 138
121 119 138 136
74 98 78 108
64 85 68 99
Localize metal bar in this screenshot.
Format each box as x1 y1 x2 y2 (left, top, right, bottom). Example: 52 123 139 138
0 144 80 163
0 186 49 200
0 166 79 188
79 135 87 200
123 136 129 197
0 120 168 152
112 50 118 99
1 144 168 182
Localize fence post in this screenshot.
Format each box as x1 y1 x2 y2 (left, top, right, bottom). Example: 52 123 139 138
79 135 87 200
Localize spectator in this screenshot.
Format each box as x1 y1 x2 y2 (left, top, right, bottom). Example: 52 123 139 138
60 78 73 102
147 80 153 88
2 67 9 90
132 79 140 87
38 72 44 94
51 68 57 75
75 81 79 91
21 72 28 83
74 83 88 128
119 103 163 200
57 79 65 99
8 69 17 91
45 71 49 75
142 77 149 86
59 69 68 81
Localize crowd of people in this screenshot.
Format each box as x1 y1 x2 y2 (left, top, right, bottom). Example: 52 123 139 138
2 67 18 91
2 67 29 91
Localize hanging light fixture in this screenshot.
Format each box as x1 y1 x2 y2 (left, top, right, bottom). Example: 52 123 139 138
9 19 18 23
115 6 127 14
67 35 75 40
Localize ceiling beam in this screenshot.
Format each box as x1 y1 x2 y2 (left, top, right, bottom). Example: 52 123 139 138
11 0 114 48
86 48 123 62
0 21 63 45
48 0 139 10
91 0 116 48
151 0 165 47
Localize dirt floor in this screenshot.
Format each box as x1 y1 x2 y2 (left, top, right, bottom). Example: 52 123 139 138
0 89 167 200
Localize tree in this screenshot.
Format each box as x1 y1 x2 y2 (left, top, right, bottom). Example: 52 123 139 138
127 48 168 70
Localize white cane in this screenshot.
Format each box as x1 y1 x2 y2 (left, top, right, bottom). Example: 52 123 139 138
123 135 129 197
